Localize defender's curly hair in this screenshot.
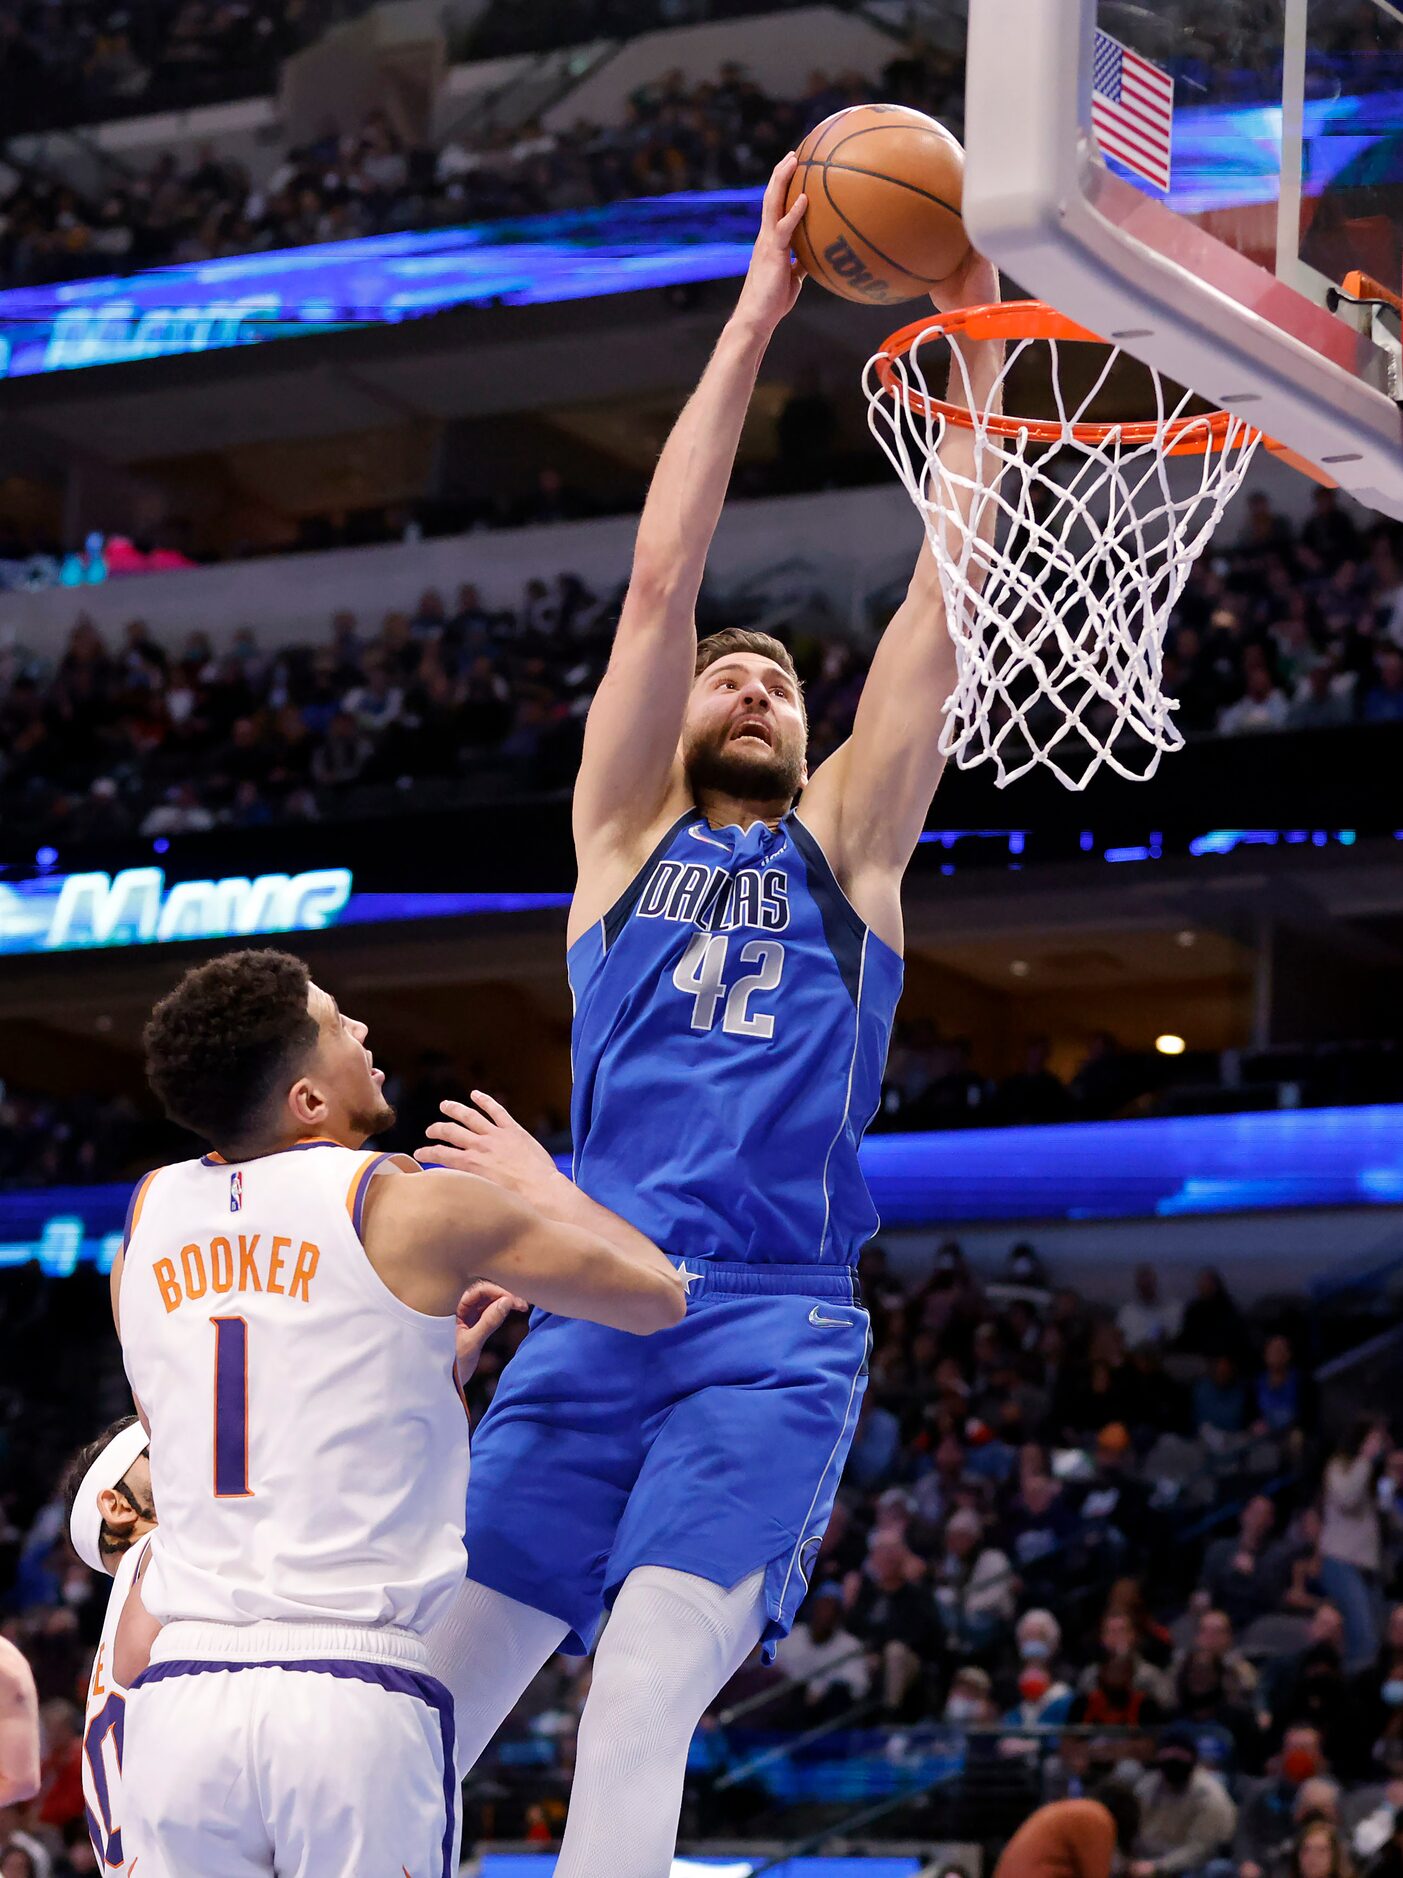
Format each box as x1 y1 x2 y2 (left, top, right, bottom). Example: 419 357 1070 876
61 1413 144 1563
143 948 319 1147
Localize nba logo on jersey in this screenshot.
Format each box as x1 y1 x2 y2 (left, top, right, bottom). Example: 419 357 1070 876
229 1169 243 1212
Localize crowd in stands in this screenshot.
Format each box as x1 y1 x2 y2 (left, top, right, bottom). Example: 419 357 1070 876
461 1247 1403 1853
462 0 830 62
4 0 1385 153
0 44 961 290
0 0 365 136
3 0 1397 275
1166 492 1403 736
2 1223 1401 1871
0 491 1400 852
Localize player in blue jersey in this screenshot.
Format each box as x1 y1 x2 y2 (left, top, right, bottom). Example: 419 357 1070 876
422 152 1003 1874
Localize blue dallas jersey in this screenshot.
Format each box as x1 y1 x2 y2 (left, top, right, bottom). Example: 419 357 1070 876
568 807 904 1268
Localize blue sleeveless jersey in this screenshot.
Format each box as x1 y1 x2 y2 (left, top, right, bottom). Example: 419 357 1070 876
567 809 903 1268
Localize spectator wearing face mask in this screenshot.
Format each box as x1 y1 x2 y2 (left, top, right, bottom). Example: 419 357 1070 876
1131 1726 1237 1878
944 1664 1000 1732
1003 1612 1075 1746
1013 1610 1071 1687
1235 1726 1333 1878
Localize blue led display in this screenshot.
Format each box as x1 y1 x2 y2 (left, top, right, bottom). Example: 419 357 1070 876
861 1104 1403 1223
1169 86 1403 216
3 74 1400 382
0 863 570 954
0 828 1378 951
0 192 762 380
9 1104 1401 1279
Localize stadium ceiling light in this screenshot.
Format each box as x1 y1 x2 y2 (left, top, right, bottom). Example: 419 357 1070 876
1155 1033 1186 1055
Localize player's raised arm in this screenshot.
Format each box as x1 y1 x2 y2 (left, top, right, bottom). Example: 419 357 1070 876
362 1160 686 1335
802 251 1005 949
572 156 807 879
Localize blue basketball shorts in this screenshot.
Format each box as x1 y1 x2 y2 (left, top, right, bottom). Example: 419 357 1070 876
463 1260 870 1657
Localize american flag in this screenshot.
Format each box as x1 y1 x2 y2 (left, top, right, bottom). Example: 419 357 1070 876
1091 28 1174 194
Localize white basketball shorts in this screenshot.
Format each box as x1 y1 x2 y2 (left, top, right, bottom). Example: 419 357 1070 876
122 1620 458 1878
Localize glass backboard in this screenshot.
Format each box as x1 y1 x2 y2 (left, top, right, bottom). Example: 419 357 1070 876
962 0 1403 517
1097 0 1403 306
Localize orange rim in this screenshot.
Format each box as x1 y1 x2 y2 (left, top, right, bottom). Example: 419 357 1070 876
875 300 1261 456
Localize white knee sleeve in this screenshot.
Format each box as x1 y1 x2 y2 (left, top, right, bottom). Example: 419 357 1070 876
555 1566 767 1878
422 1576 569 1776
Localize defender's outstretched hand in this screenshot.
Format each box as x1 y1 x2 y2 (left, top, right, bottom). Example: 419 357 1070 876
453 1279 527 1387
734 152 808 333
417 1091 564 1214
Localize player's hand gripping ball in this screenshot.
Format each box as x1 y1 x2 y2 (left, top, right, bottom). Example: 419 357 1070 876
784 103 970 306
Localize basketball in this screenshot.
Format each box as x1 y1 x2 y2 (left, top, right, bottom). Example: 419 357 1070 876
785 103 969 306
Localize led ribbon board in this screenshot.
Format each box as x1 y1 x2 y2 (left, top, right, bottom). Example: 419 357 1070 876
12 1105 1403 1278
0 866 571 953
0 192 764 379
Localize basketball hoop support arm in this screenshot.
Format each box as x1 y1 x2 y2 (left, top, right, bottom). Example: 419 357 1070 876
961 0 1403 520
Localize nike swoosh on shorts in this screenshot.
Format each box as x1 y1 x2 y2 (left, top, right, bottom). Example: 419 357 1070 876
808 1305 851 1327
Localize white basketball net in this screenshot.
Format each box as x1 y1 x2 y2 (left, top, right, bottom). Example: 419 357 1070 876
864 320 1262 789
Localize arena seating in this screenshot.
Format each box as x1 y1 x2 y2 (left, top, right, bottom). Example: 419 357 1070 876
1 493 1400 848
3 1233 1399 1865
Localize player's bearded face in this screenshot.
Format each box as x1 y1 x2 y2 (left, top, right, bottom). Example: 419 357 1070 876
683 664 807 803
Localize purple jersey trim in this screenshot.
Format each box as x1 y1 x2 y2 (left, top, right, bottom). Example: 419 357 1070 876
350 1151 401 1240
131 1655 457 1876
200 1139 347 1167
122 1169 157 1252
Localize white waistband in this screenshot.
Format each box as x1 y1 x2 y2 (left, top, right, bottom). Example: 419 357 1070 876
151 1619 428 1670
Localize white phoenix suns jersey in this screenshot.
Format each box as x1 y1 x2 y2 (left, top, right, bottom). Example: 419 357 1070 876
82 1531 153 1873
119 1139 467 1633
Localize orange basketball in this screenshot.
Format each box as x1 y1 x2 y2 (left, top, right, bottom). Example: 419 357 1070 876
785 104 968 307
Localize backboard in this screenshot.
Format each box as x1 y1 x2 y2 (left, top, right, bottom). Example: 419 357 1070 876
963 0 1403 517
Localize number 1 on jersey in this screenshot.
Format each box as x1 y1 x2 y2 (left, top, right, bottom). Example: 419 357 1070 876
211 1315 252 1498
